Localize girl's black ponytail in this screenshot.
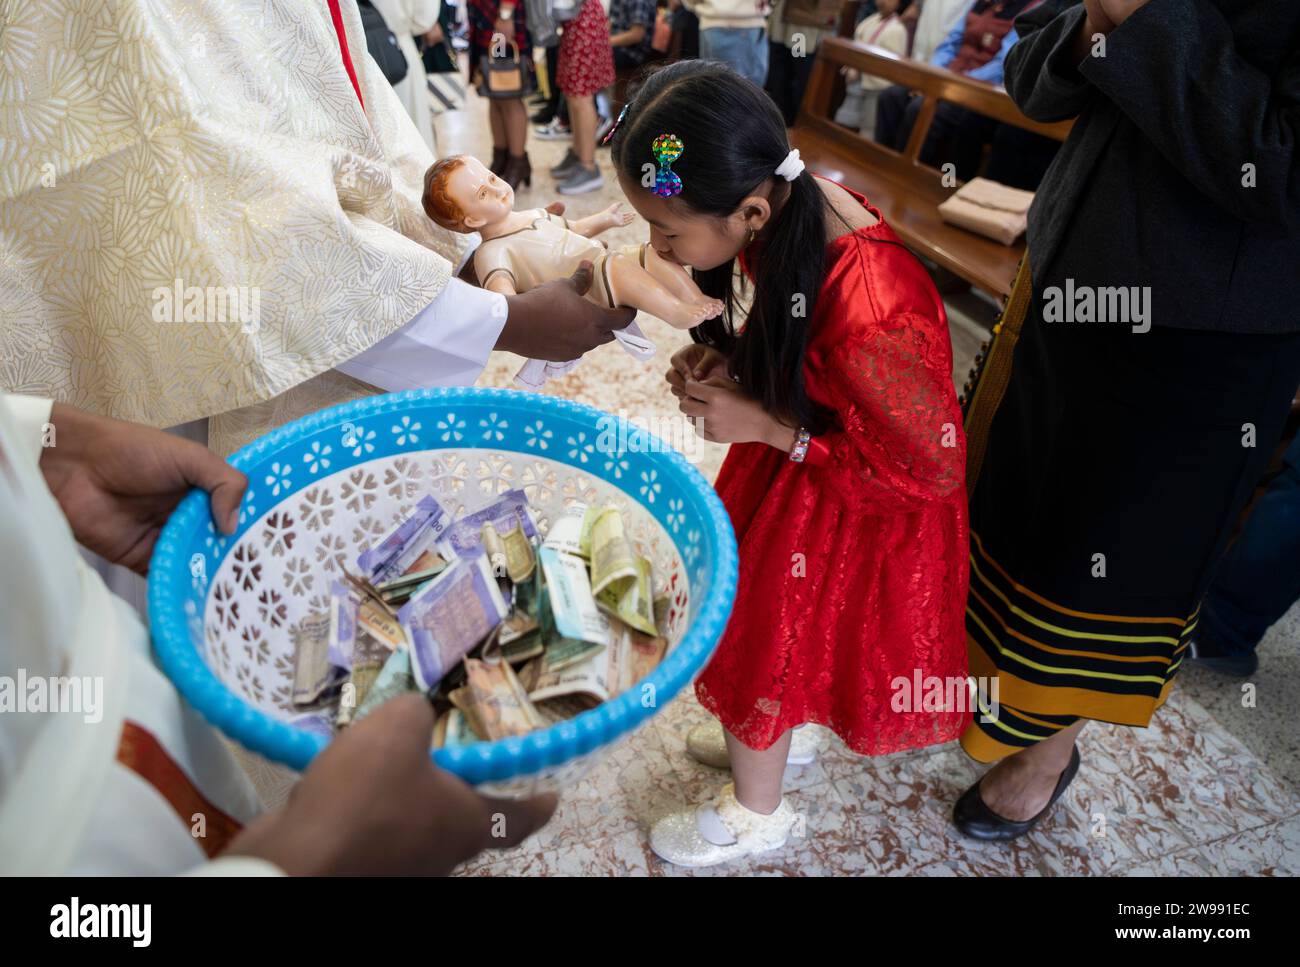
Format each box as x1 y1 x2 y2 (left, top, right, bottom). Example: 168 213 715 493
611 60 844 436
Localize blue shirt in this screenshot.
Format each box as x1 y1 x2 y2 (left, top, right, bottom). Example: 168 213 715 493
929 9 1019 86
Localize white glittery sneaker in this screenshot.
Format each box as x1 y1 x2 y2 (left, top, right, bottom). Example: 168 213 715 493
649 782 796 868
686 721 826 769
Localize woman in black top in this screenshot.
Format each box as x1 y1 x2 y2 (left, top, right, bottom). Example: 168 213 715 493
954 0 1300 840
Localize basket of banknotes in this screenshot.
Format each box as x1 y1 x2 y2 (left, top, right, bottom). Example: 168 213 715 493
147 387 737 795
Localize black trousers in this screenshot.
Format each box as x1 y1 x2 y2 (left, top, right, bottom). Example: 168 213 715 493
542 43 565 123
670 9 699 60
875 84 995 180
765 41 817 127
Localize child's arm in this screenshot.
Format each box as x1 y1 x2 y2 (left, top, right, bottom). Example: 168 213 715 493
569 203 634 238
475 244 519 297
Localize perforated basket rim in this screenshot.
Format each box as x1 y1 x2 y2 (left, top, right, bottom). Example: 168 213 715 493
146 386 738 785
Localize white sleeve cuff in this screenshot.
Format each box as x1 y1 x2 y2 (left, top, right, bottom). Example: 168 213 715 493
336 278 508 391
185 856 286 876
2 394 54 467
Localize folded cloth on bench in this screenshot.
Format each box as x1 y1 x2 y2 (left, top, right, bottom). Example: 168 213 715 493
938 177 1034 246
514 320 657 389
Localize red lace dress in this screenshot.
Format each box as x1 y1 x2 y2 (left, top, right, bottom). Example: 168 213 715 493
695 184 971 756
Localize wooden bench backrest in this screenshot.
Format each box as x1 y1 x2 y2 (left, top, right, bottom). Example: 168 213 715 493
798 37 1072 200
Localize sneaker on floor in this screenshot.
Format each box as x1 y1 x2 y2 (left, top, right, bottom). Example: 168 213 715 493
556 163 603 195
534 120 571 140
530 108 555 124
686 720 826 769
650 782 797 868
548 149 581 179
594 113 615 144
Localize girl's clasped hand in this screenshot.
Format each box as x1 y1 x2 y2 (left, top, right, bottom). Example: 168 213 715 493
667 345 792 447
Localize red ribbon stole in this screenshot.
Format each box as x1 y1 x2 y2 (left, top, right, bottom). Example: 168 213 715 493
115 720 243 859
328 0 366 111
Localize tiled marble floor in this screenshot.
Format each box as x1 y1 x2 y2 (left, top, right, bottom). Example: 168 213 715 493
434 82 1300 876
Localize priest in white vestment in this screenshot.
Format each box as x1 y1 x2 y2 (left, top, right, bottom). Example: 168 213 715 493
0 0 630 458
0 0 632 642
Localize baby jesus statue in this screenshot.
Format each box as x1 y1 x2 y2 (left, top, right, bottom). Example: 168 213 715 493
422 154 723 329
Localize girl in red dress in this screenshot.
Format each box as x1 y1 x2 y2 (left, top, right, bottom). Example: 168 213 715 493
610 60 970 866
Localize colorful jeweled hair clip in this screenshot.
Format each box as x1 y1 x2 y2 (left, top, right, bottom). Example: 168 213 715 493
651 134 684 198
601 104 629 146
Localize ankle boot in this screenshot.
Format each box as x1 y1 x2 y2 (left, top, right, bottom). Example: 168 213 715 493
489 147 509 176
503 152 532 190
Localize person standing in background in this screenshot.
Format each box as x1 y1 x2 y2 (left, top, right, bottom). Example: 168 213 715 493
1189 425 1300 679
372 0 444 151
533 35 567 127
468 0 536 187
418 0 468 131
766 0 846 128
552 0 618 193
668 0 702 58
609 0 659 72
683 0 771 86
602 0 660 127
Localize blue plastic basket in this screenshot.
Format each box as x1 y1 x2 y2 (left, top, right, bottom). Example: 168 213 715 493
148 388 737 790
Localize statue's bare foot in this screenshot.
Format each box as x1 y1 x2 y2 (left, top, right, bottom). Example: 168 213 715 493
697 297 724 321
662 296 723 328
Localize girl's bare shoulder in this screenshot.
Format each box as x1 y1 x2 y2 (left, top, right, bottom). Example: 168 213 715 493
817 177 879 242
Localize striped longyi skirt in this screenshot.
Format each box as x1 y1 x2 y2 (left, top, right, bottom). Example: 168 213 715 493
962 301 1300 761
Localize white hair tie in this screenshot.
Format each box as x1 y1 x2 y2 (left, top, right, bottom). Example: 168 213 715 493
775 148 804 181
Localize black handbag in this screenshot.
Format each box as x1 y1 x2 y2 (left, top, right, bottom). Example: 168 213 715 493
477 39 534 100
418 4 459 75
358 0 409 85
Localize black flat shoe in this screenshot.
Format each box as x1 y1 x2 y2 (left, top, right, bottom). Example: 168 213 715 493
953 745 1081 842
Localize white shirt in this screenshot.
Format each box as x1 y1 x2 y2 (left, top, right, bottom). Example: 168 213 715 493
336 273 509 392
911 0 972 63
